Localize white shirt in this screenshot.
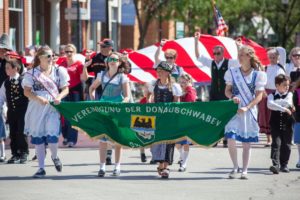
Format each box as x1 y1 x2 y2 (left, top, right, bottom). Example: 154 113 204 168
265 65 285 90
0 73 21 107
197 56 240 69
285 62 300 77
267 91 293 112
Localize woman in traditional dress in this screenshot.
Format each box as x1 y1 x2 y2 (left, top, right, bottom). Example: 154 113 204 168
224 45 267 179
23 46 70 178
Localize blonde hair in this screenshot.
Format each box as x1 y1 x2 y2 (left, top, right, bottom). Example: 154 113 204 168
239 45 263 71
164 49 177 58
289 47 300 60
64 43 77 54
179 73 193 84
32 45 52 68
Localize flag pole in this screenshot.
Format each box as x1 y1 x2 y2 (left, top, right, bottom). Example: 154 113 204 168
211 0 217 35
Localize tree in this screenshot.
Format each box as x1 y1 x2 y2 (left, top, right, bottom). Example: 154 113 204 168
133 0 170 49
134 0 300 50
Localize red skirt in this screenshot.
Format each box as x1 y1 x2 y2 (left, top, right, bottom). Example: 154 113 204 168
258 89 275 135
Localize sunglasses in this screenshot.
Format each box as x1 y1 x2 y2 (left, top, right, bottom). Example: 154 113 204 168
65 51 73 54
292 54 300 58
165 56 175 60
107 57 119 63
41 54 55 59
213 52 222 56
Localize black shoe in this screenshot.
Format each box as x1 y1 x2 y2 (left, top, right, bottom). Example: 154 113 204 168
280 166 290 173
269 165 279 174
33 168 46 178
149 160 156 164
98 169 105 177
0 156 6 162
106 157 112 165
223 140 228 148
296 163 300 168
32 155 37 161
141 153 147 163
20 154 28 164
62 138 68 146
7 155 20 164
52 157 62 172
178 166 186 172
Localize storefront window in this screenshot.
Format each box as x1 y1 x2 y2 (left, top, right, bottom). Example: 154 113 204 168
9 0 22 10
8 0 23 51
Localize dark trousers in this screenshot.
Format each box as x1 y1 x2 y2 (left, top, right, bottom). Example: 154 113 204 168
61 90 80 144
8 111 28 156
270 127 293 167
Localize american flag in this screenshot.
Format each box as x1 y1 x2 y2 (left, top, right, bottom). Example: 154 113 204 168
214 5 228 36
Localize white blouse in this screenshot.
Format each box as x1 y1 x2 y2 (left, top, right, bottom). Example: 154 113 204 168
265 65 285 90
147 80 182 97
224 68 267 91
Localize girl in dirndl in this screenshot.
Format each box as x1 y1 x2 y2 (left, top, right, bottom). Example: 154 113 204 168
224 45 267 180
23 46 70 178
89 52 130 177
148 61 182 178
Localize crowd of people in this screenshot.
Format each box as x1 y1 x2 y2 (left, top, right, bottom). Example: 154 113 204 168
0 31 300 180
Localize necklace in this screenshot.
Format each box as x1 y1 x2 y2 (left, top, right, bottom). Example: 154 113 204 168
241 67 252 74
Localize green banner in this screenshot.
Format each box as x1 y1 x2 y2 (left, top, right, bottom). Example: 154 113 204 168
53 101 237 148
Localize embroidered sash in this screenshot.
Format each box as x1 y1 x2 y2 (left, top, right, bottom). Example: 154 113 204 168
26 67 59 98
230 67 258 121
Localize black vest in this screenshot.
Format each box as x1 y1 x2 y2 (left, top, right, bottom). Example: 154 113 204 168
154 80 174 103
210 59 229 101
4 76 28 113
290 70 300 83
270 93 294 131
0 59 8 86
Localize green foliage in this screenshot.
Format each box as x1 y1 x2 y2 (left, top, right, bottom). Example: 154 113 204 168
166 0 300 50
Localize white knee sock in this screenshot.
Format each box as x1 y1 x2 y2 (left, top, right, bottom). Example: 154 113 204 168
179 147 184 161
115 163 121 170
100 163 106 171
228 139 238 170
242 143 251 173
48 143 58 159
36 144 46 169
181 151 189 168
297 144 300 163
0 140 5 157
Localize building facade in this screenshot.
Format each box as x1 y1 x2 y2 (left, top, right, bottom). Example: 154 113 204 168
0 0 177 53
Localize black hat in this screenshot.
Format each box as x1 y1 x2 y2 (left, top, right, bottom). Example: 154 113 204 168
0 33 12 51
156 61 173 73
98 38 114 47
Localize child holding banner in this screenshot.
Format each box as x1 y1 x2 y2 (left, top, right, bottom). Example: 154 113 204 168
224 46 267 180
89 52 130 177
148 61 182 178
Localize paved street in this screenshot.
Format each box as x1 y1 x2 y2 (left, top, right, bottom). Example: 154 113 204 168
0 134 299 200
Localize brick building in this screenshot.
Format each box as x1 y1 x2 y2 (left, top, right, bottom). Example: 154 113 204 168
0 0 178 53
